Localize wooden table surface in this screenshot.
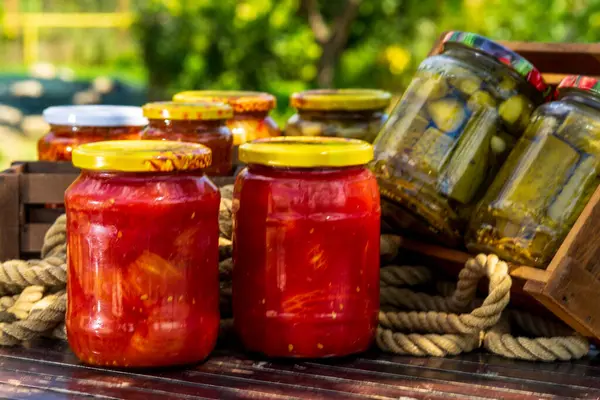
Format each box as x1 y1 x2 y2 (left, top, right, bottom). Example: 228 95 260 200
0 339 598 399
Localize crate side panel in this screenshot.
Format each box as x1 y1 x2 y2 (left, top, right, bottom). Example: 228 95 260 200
0 172 21 261
21 174 78 204
536 184 600 340
21 223 53 254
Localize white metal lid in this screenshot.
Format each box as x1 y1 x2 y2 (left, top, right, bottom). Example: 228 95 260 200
43 105 148 127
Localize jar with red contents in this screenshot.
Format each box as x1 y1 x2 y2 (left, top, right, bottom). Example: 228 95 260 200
141 102 234 176
233 137 381 358
38 105 147 161
65 140 220 368
173 91 280 145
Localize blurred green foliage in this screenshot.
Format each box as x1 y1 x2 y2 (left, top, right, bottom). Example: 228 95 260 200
131 0 600 122
2 0 600 167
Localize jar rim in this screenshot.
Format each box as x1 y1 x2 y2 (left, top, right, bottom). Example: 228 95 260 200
173 91 276 113
290 89 391 111
557 75 600 98
239 136 373 168
142 101 233 121
43 105 148 127
72 140 212 172
438 31 551 99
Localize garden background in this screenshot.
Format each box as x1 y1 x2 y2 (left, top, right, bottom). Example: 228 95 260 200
0 0 596 169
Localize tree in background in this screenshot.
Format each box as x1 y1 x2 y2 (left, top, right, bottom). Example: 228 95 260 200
133 0 600 109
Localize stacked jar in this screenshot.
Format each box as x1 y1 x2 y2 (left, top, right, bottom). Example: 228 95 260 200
467 75 600 267
372 31 550 246
173 90 280 145
233 137 380 358
38 105 147 161
65 140 221 368
141 102 234 176
285 89 392 143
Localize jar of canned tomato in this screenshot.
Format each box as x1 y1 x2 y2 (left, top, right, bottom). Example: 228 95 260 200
173 90 280 145
372 31 550 246
65 140 220 368
141 101 234 176
233 137 380 358
38 105 147 161
285 89 392 143
467 75 600 267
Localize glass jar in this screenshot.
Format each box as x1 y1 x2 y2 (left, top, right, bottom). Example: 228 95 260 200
38 105 147 161
141 101 234 176
173 90 280 145
233 137 381 358
467 75 600 267
372 31 550 246
285 89 392 143
65 141 220 368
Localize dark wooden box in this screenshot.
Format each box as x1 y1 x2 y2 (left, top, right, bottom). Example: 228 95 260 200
0 161 235 261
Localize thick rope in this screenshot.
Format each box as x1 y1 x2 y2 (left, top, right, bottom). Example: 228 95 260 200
377 252 590 361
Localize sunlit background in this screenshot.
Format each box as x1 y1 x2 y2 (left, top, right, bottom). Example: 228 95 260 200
0 0 597 169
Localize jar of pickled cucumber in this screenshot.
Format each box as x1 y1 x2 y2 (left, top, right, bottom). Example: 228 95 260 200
372 31 550 246
285 89 392 143
466 75 600 267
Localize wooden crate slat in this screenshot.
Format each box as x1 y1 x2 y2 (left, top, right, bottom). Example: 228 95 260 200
20 173 78 204
0 166 22 261
21 223 54 254
500 41 600 76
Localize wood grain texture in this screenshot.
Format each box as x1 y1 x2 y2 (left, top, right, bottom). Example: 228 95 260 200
0 165 23 262
0 340 598 399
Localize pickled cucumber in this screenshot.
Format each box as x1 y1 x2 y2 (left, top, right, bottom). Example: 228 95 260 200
415 76 449 100
523 114 558 140
498 134 579 219
468 90 496 110
428 98 467 133
499 94 534 133
555 112 600 157
438 107 497 204
498 76 517 95
547 155 600 226
456 76 482 96
412 126 456 175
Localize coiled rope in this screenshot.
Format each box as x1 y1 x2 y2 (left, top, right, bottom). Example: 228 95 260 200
377 235 589 361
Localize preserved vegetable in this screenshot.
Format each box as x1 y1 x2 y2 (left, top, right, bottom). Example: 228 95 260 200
141 101 234 176
173 90 280 145
233 137 380 358
285 89 391 143
66 141 220 368
467 75 600 267
372 31 550 246
38 105 147 161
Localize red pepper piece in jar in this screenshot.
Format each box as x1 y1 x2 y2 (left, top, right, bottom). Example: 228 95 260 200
233 137 381 358
66 140 220 368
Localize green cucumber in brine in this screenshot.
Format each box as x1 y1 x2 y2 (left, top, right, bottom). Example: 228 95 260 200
438 107 498 204
412 126 456 176
547 155 600 227
427 98 467 133
497 134 580 220
555 111 600 157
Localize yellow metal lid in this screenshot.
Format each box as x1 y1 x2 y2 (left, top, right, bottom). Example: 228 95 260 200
173 90 276 113
142 101 233 121
290 89 392 111
72 140 212 172
239 136 373 168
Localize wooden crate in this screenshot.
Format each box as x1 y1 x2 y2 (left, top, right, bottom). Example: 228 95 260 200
0 161 235 261
396 36 600 340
